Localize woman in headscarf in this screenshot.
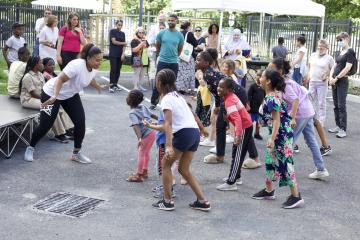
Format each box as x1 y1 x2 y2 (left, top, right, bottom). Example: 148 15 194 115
224 29 251 60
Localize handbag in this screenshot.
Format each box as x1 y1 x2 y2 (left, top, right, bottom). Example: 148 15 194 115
179 32 193 63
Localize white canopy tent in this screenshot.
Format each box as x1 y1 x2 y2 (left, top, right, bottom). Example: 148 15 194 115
31 0 104 11
172 0 326 49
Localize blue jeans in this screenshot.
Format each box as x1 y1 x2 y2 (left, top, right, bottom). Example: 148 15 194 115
33 38 40 56
292 68 302 86
293 117 325 171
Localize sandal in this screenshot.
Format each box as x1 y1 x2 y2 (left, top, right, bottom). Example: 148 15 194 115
141 170 149 179
203 154 224 164
126 174 144 182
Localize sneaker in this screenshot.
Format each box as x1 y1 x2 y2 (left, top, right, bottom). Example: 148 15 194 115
24 146 34 162
199 138 215 147
293 145 299 153
139 85 147 92
113 85 122 91
252 188 276 200
189 200 211 211
70 152 92 164
216 182 238 191
149 105 157 110
254 134 263 140
308 169 329 179
226 135 234 143
152 185 163 192
153 185 177 198
109 87 115 93
152 199 175 211
209 146 217 154
320 145 332 156
328 126 340 133
336 129 347 138
222 177 243 185
282 193 305 209
53 134 69 143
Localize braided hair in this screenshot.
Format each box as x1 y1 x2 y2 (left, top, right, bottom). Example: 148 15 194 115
156 69 177 95
18 56 41 94
205 48 219 69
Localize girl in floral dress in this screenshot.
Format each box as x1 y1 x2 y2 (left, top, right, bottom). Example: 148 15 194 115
252 69 304 209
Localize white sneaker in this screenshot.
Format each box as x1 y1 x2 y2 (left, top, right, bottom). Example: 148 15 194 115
328 126 340 133
226 135 234 143
109 87 115 93
24 146 34 162
209 146 217 154
71 152 92 164
222 177 243 185
216 182 238 191
199 138 215 147
308 169 329 179
336 129 347 138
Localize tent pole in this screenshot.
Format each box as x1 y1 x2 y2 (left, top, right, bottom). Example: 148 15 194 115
320 16 325 39
218 10 224 54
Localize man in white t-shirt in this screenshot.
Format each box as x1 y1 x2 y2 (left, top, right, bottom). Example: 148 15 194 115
33 8 52 56
305 39 334 126
2 22 26 69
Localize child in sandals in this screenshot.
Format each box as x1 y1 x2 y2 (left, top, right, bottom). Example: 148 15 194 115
126 89 157 182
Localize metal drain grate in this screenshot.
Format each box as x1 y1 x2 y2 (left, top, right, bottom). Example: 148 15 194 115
33 192 104 217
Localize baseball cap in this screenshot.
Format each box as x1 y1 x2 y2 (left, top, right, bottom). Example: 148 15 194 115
336 32 349 40
12 22 25 29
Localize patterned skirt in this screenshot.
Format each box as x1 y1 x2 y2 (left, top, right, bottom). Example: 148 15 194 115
176 58 195 92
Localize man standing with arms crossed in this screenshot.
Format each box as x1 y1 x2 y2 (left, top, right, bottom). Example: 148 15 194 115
150 13 184 110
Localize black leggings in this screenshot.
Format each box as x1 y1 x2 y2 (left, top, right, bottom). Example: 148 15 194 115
109 57 123 87
30 91 86 149
60 51 79 70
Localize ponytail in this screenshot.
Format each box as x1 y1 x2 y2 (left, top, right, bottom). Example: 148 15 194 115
19 56 41 94
80 43 102 62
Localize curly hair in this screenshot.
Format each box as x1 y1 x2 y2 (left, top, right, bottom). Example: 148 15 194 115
208 23 219 34
220 76 235 91
127 89 144 107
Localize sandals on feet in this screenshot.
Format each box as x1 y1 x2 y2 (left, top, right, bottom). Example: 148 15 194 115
126 174 144 182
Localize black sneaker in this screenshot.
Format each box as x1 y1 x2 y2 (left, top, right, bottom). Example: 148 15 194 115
53 134 69 143
152 199 175 211
189 200 211 211
320 145 332 156
293 145 299 153
252 188 276 200
149 105 157 110
65 129 74 140
282 193 305 209
254 134 263 140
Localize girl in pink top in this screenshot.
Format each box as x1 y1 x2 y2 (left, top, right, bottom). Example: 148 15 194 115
215 77 253 191
56 12 87 70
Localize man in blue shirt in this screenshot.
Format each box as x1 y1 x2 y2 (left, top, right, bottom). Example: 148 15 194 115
150 14 184 110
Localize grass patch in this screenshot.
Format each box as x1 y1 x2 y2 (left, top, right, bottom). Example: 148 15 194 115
349 86 360 96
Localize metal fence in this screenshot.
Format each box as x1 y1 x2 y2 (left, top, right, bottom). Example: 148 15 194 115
0 3 92 49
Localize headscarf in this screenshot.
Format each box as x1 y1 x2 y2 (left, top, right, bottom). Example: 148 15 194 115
224 29 251 60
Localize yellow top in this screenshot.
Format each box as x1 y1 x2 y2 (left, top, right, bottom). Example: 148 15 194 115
198 85 211 107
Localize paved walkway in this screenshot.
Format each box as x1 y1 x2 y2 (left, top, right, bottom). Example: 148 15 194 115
0 74 359 240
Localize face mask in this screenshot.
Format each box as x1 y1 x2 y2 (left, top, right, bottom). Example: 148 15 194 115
338 41 344 48
318 51 326 56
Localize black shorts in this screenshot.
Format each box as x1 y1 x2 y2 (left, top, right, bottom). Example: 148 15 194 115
172 128 200 152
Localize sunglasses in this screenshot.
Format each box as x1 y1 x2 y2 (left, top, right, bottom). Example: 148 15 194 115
195 29 201 32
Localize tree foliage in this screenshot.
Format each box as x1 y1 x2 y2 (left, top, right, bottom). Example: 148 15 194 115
120 0 170 15
314 0 360 19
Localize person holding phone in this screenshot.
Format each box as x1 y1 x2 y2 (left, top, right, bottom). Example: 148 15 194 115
56 12 87 70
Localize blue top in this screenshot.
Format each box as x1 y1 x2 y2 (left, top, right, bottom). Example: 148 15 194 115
129 105 153 138
156 111 166 146
156 29 184 63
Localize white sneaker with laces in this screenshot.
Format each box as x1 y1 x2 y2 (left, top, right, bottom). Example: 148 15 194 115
222 177 243 185
199 138 215 147
209 146 216 154
24 146 34 162
328 126 340 133
71 152 92 164
216 182 238 191
308 169 329 179
226 135 234 143
336 129 347 138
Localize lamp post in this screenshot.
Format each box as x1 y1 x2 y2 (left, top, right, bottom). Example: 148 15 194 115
139 0 143 26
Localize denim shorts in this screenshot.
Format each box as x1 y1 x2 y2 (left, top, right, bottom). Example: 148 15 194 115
172 128 200 152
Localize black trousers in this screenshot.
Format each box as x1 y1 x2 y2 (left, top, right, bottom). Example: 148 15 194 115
227 126 253 184
332 77 348 131
60 51 79 70
30 91 86 149
150 61 179 105
216 105 258 158
109 57 123 87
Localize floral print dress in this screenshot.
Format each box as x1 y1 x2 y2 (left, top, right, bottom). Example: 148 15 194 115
259 92 296 188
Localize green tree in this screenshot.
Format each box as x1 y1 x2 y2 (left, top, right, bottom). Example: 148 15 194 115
120 0 170 15
314 0 360 19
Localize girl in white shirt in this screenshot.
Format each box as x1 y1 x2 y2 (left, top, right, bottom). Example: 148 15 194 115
24 44 103 164
152 69 210 212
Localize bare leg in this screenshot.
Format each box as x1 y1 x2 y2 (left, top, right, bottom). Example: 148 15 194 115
290 185 299 197
209 109 217 142
314 119 328 147
162 150 181 200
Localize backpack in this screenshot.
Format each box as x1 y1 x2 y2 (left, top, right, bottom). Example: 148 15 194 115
348 49 358 76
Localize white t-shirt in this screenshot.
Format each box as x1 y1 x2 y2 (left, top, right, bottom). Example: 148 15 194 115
161 91 198 133
39 26 59 61
309 53 335 82
5 36 26 63
294 46 307 68
35 17 45 38
43 59 98 100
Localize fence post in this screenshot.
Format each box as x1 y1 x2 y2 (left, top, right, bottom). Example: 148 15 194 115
15 3 20 22
312 18 319 53
267 16 273 58
348 19 353 36
248 16 253 44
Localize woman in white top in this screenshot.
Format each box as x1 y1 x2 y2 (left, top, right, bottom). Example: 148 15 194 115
224 29 251 60
24 44 103 163
152 69 210 212
291 35 307 85
39 15 58 62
